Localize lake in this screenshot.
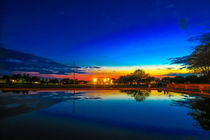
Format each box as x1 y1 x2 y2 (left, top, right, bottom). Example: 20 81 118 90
0 89 210 140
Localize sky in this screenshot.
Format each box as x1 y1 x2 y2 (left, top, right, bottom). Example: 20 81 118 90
1 0 210 80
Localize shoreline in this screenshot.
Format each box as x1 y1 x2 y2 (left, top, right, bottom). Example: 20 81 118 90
1 87 210 97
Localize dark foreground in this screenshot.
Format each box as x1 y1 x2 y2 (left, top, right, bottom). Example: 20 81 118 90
0 89 210 140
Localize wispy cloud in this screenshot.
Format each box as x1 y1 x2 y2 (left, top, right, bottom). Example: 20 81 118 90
188 31 210 44
0 47 88 76
163 73 196 77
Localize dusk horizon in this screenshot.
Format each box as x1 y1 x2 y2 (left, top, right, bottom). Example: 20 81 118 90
1 1 210 140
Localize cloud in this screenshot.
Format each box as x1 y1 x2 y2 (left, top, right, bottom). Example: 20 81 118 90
163 73 195 77
188 31 210 44
179 18 188 30
0 46 87 75
82 66 101 69
166 67 174 70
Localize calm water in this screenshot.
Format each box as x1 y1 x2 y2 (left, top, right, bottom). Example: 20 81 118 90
0 90 210 140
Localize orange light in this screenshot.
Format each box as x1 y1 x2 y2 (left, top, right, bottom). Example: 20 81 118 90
93 78 97 82
103 78 107 82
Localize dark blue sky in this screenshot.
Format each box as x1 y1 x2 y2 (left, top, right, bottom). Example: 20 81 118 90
2 0 210 67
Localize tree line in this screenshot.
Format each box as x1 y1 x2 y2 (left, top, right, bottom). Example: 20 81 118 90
115 69 209 85
0 73 87 85
162 75 209 84
1 71 209 86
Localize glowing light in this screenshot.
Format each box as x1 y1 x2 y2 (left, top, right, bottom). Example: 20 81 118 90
104 78 107 82
93 78 97 82
107 78 110 80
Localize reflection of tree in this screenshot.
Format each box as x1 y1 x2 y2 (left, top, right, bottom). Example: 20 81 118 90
190 98 210 130
173 97 210 130
121 90 150 102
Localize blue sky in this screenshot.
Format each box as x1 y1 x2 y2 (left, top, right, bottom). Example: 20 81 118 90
1 0 210 78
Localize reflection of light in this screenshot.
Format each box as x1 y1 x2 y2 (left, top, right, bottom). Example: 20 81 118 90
11 80 15 82
93 78 97 82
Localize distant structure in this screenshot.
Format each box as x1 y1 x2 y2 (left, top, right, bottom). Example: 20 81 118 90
73 62 76 87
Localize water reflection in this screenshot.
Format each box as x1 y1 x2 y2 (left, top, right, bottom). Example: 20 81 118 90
122 89 210 131
0 89 210 140
1 90 30 95
173 96 210 131
0 90 91 118
120 90 150 102
73 89 76 113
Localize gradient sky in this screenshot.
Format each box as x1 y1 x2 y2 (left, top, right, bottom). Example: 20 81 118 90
1 0 210 79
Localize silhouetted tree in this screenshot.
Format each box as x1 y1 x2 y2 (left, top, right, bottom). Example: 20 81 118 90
132 69 149 85
162 77 172 83
116 69 149 85
117 76 129 85
48 79 59 84
171 76 186 83
11 74 22 81
146 77 156 84
170 43 210 83
31 76 40 82
22 73 30 82
185 75 198 84
1 75 11 84
60 78 73 84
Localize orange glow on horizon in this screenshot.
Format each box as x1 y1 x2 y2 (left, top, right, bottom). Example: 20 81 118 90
30 65 191 81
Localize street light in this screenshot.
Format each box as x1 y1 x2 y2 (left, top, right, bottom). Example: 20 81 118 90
93 78 97 82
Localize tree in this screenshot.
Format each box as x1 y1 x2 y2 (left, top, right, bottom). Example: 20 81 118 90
117 76 129 85
162 77 172 83
189 43 210 77
146 77 156 84
60 78 73 84
185 75 198 84
22 73 30 82
31 76 40 82
132 69 149 85
11 74 22 80
2 75 11 84
48 79 59 84
117 69 149 85
170 43 210 83
172 76 186 83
